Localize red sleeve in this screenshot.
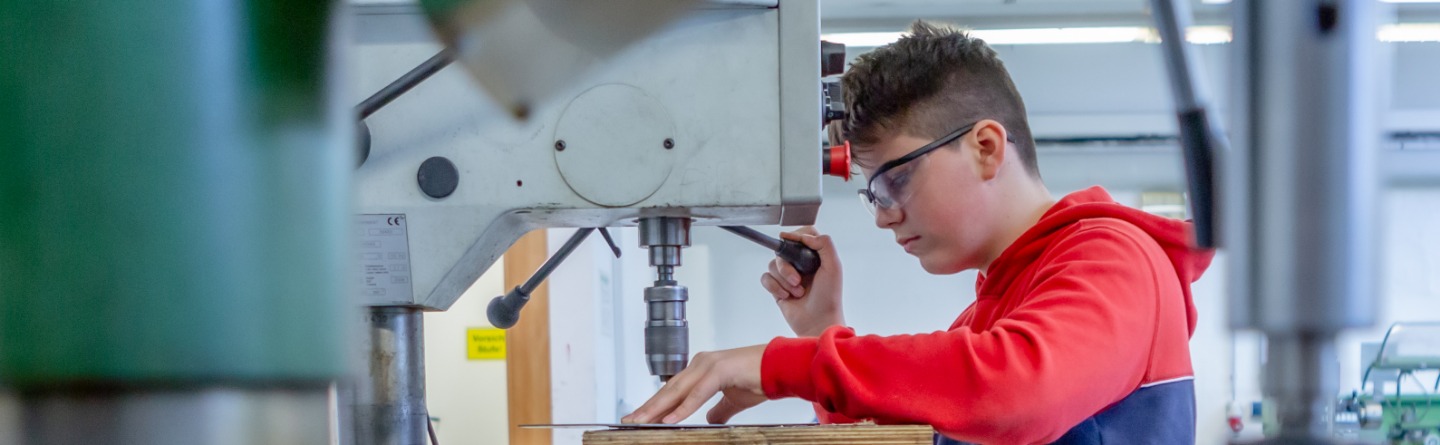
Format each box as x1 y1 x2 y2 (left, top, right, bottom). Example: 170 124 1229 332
760 226 1164 445
813 403 862 424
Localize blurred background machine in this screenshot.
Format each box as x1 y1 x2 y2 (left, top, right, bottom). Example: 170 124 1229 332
1334 323 1440 445
1 2 348 444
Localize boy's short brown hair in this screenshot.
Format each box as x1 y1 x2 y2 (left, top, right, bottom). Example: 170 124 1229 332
839 21 1039 177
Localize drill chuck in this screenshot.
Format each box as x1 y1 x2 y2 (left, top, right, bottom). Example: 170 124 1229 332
644 281 689 380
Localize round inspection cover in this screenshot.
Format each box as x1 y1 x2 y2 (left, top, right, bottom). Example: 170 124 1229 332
553 84 676 207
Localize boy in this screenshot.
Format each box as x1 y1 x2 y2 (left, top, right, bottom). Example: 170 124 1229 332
622 21 1213 445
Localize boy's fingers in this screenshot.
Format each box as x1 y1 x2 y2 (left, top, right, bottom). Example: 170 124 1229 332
796 234 841 264
767 259 803 294
766 260 792 286
778 261 802 289
760 274 791 301
778 226 818 242
624 372 695 424
795 234 830 251
663 380 720 424
706 395 743 425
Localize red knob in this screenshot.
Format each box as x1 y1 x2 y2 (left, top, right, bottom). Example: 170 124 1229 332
823 141 852 181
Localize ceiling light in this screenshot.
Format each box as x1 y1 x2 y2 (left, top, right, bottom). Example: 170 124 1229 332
822 23 1440 47
822 26 1230 47
1379 23 1440 41
970 27 1152 45
1202 0 1440 3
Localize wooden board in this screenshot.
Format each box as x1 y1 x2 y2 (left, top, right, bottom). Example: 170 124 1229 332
505 230 552 445
581 424 934 445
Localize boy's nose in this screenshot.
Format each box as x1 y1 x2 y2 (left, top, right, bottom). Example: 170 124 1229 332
874 205 903 229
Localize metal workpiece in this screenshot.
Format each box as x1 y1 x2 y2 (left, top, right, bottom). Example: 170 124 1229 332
21 386 333 445
645 282 691 380
354 307 429 445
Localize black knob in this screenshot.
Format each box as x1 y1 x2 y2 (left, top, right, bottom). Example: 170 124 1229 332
417 156 459 199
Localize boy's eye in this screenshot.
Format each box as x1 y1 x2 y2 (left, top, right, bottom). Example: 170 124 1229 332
887 169 913 189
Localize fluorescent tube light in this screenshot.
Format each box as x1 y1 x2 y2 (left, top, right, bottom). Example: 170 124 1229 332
822 23 1440 47
1379 23 1440 42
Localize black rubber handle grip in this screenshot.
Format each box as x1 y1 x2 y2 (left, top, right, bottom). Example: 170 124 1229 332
776 240 821 277
487 287 529 329
718 225 823 278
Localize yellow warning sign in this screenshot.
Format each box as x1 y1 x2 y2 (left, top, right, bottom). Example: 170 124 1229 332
466 327 506 360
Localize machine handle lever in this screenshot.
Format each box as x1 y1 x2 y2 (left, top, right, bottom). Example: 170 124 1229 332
720 226 821 277
487 228 594 329
1150 0 1220 248
598 227 622 258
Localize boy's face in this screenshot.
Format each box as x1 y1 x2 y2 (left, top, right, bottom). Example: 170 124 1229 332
856 125 1005 275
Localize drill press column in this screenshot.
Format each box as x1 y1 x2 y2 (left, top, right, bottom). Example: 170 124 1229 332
638 217 692 381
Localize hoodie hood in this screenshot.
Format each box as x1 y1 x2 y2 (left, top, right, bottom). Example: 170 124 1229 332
980 186 1215 333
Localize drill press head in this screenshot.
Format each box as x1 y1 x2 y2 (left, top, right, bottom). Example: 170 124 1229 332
638 217 691 381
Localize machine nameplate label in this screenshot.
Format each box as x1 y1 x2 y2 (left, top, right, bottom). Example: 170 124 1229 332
356 214 413 302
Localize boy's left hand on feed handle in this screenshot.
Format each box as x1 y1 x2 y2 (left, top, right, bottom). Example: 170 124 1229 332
620 344 769 425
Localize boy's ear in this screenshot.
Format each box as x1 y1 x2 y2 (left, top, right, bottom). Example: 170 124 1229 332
971 119 1008 181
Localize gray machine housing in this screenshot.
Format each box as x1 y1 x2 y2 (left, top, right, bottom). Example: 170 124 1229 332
354 0 823 311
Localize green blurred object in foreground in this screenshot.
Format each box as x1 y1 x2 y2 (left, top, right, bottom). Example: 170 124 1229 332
0 0 347 387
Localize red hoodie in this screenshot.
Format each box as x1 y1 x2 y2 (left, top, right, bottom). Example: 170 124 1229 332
760 186 1214 444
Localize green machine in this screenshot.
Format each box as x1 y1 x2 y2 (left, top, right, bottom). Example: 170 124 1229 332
1336 394 1440 445
1333 323 1440 445
1247 324 1440 444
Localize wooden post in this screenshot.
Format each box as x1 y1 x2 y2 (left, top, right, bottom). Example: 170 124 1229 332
505 230 552 445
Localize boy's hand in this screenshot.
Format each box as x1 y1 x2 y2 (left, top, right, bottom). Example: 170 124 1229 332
760 227 844 337
621 344 768 425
